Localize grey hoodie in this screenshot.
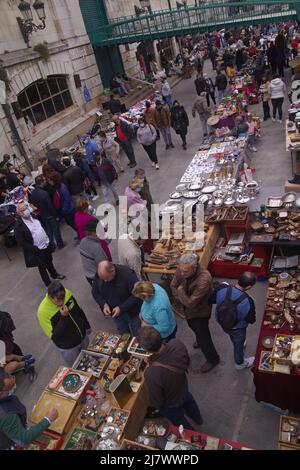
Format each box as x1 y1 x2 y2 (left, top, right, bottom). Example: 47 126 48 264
269 78 286 99
137 124 157 146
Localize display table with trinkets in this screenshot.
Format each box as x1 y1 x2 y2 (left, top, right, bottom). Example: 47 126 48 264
26 331 150 451
143 221 220 276
143 134 250 278
120 421 255 451
252 266 300 412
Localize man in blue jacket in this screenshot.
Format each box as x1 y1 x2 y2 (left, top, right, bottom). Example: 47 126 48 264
92 261 142 336
210 272 257 370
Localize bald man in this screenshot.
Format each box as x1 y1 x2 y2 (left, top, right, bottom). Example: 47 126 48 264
14 204 65 287
92 261 142 335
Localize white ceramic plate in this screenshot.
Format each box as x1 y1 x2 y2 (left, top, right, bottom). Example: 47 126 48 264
201 185 218 194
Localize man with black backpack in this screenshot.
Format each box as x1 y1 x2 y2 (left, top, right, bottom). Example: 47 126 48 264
211 272 257 370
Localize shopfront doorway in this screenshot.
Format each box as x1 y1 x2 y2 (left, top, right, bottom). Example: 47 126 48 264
93 46 125 89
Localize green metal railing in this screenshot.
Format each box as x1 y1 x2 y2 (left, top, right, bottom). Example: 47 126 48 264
86 1 300 47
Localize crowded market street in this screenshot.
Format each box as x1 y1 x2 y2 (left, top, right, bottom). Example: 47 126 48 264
0 62 294 450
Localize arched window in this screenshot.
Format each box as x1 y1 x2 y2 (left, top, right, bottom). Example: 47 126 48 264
18 75 73 125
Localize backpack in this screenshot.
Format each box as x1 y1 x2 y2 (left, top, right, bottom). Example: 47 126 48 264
122 121 135 140
216 286 248 332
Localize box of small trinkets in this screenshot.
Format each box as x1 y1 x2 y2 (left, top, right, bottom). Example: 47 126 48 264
88 331 121 356
120 438 157 450
72 350 110 378
64 428 97 450
278 416 300 450
127 337 151 359
272 334 300 365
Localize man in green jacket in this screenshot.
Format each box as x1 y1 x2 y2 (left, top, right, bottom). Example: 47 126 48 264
0 371 58 449
38 281 91 366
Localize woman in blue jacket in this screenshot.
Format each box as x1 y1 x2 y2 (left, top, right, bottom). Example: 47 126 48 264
132 281 177 342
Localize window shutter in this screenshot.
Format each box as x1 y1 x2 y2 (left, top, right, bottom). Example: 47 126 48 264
74 74 82 88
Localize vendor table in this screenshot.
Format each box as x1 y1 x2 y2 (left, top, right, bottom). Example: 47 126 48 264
143 224 220 276
247 186 285 212
63 377 149 445
285 120 300 175
252 311 300 413
215 115 235 130
167 425 255 450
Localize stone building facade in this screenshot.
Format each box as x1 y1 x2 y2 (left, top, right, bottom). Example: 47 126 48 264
0 0 221 170
0 0 103 169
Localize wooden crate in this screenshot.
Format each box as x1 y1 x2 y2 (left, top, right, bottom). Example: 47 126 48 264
120 439 157 450
123 381 150 441
278 415 300 450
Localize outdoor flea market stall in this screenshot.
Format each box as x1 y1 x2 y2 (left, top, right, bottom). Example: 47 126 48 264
23 329 256 451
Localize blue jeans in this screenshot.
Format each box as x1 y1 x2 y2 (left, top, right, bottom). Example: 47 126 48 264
44 216 63 248
58 334 89 367
164 325 177 343
114 313 141 336
228 328 247 365
160 391 202 430
112 87 126 97
247 134 255 148
217 89 227 103
164 95 173 108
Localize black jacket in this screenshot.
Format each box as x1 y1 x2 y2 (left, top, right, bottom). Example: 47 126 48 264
92 264 142 317
145 339 190 408
110 78 120 90
14 217 50 268
108 97 122 114
63 166 85 195
194 77 206 96
48 158 66 175
215 73 228 91
29 187 57 220
6 173 20 191
170 106 189 134
38 293 91 350
0 179 8 204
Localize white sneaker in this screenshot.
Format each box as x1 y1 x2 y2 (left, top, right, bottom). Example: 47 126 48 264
278 119 282 123
272 118 276 122
235 357 254 370
235 356 255 370
251 146 258 152
151 162 155 167
155 163 160 170
92 195 99 201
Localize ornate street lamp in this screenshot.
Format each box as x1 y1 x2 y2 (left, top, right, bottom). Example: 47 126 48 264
17 0 46 45
33 0 46 21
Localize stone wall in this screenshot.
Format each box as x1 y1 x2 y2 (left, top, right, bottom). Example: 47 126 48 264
0 0 103 169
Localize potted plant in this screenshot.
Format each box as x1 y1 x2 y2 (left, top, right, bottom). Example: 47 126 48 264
33 42 50 61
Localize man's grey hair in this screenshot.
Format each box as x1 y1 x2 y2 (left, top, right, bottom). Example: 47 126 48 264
179 253 199 266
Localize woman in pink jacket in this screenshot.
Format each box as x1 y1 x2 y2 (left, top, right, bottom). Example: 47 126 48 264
124 180 147 210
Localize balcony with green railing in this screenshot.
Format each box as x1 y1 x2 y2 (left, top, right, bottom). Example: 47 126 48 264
85 1 300 47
